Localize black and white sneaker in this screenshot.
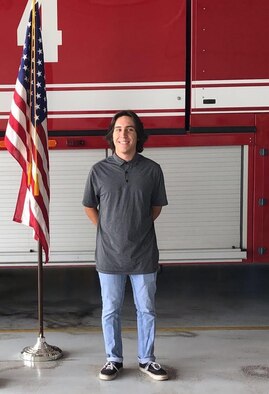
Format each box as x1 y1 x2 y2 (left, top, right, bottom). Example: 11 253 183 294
99 361 123 381
139 361 168 381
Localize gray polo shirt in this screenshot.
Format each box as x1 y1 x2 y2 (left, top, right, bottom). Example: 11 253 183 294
82 153 168 274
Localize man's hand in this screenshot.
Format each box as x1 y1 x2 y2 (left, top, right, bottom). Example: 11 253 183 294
84 207 99 226
152 206 162 221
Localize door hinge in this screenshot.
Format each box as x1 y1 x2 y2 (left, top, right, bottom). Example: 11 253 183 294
258 198 267 206
258 247 267 255
259 148 268 156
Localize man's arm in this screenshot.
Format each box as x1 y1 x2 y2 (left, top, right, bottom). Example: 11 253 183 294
84 207 99 226
152 206 162 221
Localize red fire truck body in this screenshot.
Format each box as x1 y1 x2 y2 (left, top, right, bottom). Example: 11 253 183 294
0 0 269 266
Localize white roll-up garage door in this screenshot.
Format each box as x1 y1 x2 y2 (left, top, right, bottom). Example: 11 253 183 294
0 145 247 266
0 149 104 265
145 146 247 262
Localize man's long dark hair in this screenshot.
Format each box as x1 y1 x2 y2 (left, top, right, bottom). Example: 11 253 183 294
105 110 148 153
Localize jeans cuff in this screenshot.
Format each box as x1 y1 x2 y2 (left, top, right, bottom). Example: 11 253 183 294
107 357 123 363
138 357 155 364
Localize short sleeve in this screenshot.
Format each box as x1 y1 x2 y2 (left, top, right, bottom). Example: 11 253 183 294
82 167 100 207
151 165 168 207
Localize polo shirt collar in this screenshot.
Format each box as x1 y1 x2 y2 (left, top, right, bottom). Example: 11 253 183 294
112 153 140 167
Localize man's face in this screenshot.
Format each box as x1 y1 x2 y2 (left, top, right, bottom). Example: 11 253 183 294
113 116 137 159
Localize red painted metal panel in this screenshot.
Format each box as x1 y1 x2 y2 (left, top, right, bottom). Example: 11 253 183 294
253 115 269 262
0 1 186 84
191 0 269 127
191 114 255 128
0 131 255 150
192 0 269 81
146 132 255 148
46 113 186 133
0 0 186 132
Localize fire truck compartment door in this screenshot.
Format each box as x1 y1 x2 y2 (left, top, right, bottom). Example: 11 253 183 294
0 146 247 266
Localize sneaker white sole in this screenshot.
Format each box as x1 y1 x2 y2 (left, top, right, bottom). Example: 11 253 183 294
139 367 168 381
99 371 118 381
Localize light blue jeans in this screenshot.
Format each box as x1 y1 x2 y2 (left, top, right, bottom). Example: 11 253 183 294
98 272 157 364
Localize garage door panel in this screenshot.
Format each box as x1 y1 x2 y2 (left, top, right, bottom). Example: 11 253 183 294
144 146 246 262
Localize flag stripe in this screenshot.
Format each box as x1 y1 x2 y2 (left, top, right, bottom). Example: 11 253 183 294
4 129 27 173
30 123 50 196
13 83 28 119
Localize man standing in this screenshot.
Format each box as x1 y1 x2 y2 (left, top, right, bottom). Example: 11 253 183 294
83 110 168 381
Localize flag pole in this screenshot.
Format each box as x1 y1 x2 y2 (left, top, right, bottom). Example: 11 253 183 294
38 240 44 338
21 241 63 362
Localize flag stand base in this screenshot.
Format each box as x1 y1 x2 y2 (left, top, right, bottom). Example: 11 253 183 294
21 335 63 362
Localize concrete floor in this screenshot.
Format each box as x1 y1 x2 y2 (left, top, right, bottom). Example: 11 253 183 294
0 264 269 393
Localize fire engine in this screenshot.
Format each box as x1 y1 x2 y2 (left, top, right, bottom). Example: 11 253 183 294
0 0 269 266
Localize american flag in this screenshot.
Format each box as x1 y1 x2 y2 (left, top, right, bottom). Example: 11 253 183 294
5 2 50 262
